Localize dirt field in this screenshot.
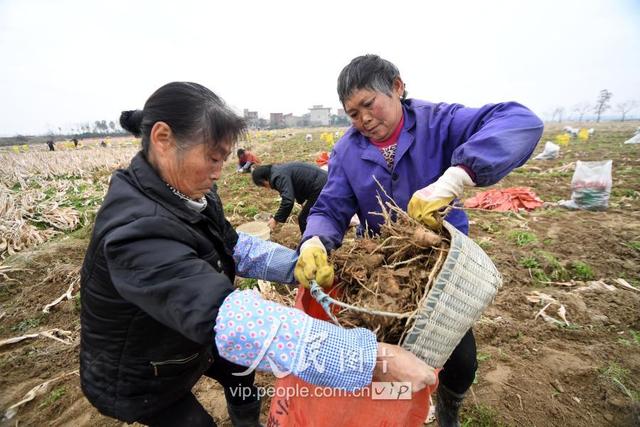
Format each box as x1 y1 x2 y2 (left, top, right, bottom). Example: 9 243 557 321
1 124 639 426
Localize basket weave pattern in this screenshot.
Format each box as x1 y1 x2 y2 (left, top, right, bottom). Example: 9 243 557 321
401 221 503 368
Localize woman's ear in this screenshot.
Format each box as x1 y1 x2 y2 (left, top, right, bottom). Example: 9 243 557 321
393 77 405 98
150 121 174 154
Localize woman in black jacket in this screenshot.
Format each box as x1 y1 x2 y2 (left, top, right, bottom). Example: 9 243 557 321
80 82 436 427
80 82 265 426
251 162 327 233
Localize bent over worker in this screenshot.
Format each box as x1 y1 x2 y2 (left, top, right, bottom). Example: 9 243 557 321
294 54 544 427
252 162 327 233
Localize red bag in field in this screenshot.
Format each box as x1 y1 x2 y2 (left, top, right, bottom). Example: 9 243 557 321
315 151 330 167
267 285 437 427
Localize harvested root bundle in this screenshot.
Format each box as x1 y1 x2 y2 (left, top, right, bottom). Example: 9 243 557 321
330 200 449 344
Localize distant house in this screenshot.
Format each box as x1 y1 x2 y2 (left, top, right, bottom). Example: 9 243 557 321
243 109 259 128
270 113 285 128
333 108 350 125
284 113 303 128
308 105 331 126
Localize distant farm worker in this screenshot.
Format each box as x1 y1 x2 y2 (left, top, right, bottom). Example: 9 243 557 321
72 138 79 148
296 54 544 426
252 162 327 233
236 148 260 173
46 139 55 151
80 82 436 427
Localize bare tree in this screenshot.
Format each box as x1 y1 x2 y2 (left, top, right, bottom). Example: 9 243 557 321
572 102 591 122
552 107 565 123
594 89 612 122
615 101 638 122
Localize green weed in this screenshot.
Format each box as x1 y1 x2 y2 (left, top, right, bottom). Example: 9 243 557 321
476 239 492 250
238 278 258 290
626 241 640 251
243 206 259 217
477 352 491 362
538 251 569 281
11 316 43 333
612 188 639 199
509 230 537 246
570 261 595 280
600 362 639 401
461 404 505 427
39 386 66 408
532 268 550 283
519 256 540 269
478 221 499 234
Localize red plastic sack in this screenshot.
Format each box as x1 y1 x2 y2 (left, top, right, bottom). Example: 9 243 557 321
315 152 330 167
267 285 436 427
464 187 543 212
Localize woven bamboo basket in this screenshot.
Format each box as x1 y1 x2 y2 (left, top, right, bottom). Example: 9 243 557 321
400 221 502 368
310 221 502 369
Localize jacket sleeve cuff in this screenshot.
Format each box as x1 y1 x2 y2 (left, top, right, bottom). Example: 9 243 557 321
233 232 297 284
452 164 476 184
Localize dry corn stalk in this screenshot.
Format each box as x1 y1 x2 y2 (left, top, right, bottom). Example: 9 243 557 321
0 145 132 258
3 369 78 420
0 328 73 348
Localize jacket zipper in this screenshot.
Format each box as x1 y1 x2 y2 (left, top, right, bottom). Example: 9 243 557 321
150 352 199 377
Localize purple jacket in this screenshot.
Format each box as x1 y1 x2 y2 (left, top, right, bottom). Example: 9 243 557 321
303 99 543 250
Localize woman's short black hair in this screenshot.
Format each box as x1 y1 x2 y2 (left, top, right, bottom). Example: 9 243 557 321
237 148 245 157
251 165 272 186
337 54 407 106
119 82 246 155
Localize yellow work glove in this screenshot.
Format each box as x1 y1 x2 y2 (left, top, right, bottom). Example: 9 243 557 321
294 236 334 289
407 166 475 230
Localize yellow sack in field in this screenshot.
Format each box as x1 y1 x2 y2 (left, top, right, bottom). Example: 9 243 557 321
320 132 335 148
555 133 571 145
578 128 589 141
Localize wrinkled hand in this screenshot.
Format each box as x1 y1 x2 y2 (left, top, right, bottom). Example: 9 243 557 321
267 217 277 231
294 237 334 289
373 343 437 392
407 166 475 230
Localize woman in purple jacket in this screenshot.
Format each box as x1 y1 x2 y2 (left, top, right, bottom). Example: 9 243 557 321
294 54 544 426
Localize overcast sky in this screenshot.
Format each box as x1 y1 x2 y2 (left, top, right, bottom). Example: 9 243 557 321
1 0 639 136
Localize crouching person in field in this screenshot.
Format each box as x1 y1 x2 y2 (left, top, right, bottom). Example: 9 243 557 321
251 162 327 234
236 148 260 173
80 82 436 427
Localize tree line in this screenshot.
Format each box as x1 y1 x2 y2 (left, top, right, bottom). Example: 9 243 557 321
550 89 638 123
